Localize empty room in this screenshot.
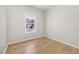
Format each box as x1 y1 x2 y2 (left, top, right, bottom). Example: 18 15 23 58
1 5 79 54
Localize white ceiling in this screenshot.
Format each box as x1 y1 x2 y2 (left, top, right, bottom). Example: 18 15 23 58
31 5 52 11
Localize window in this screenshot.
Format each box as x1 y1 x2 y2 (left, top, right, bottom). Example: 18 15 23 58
25 16 36 33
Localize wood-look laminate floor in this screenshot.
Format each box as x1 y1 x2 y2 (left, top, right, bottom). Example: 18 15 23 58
6 37 79 54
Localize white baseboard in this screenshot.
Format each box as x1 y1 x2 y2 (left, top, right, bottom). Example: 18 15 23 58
8 35 44 45
45 35 79 49
3 44 8 54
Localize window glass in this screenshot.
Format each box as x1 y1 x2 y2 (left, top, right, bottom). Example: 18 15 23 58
25 16 36 33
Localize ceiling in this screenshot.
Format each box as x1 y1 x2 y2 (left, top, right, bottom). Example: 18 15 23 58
31 5 52 11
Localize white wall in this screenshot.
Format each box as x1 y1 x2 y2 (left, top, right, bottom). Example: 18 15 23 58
46 6 79 47
8 6 44 43
0 6 7 53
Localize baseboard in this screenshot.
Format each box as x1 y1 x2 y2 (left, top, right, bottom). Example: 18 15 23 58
8 35 44 45
45 35 79 49
3 44 8 54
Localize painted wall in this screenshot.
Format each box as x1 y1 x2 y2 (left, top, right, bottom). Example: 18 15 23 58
8 6 44 43
0 6 7 53
46 6 79 47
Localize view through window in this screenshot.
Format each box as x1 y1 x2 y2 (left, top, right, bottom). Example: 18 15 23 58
25 16 36 33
